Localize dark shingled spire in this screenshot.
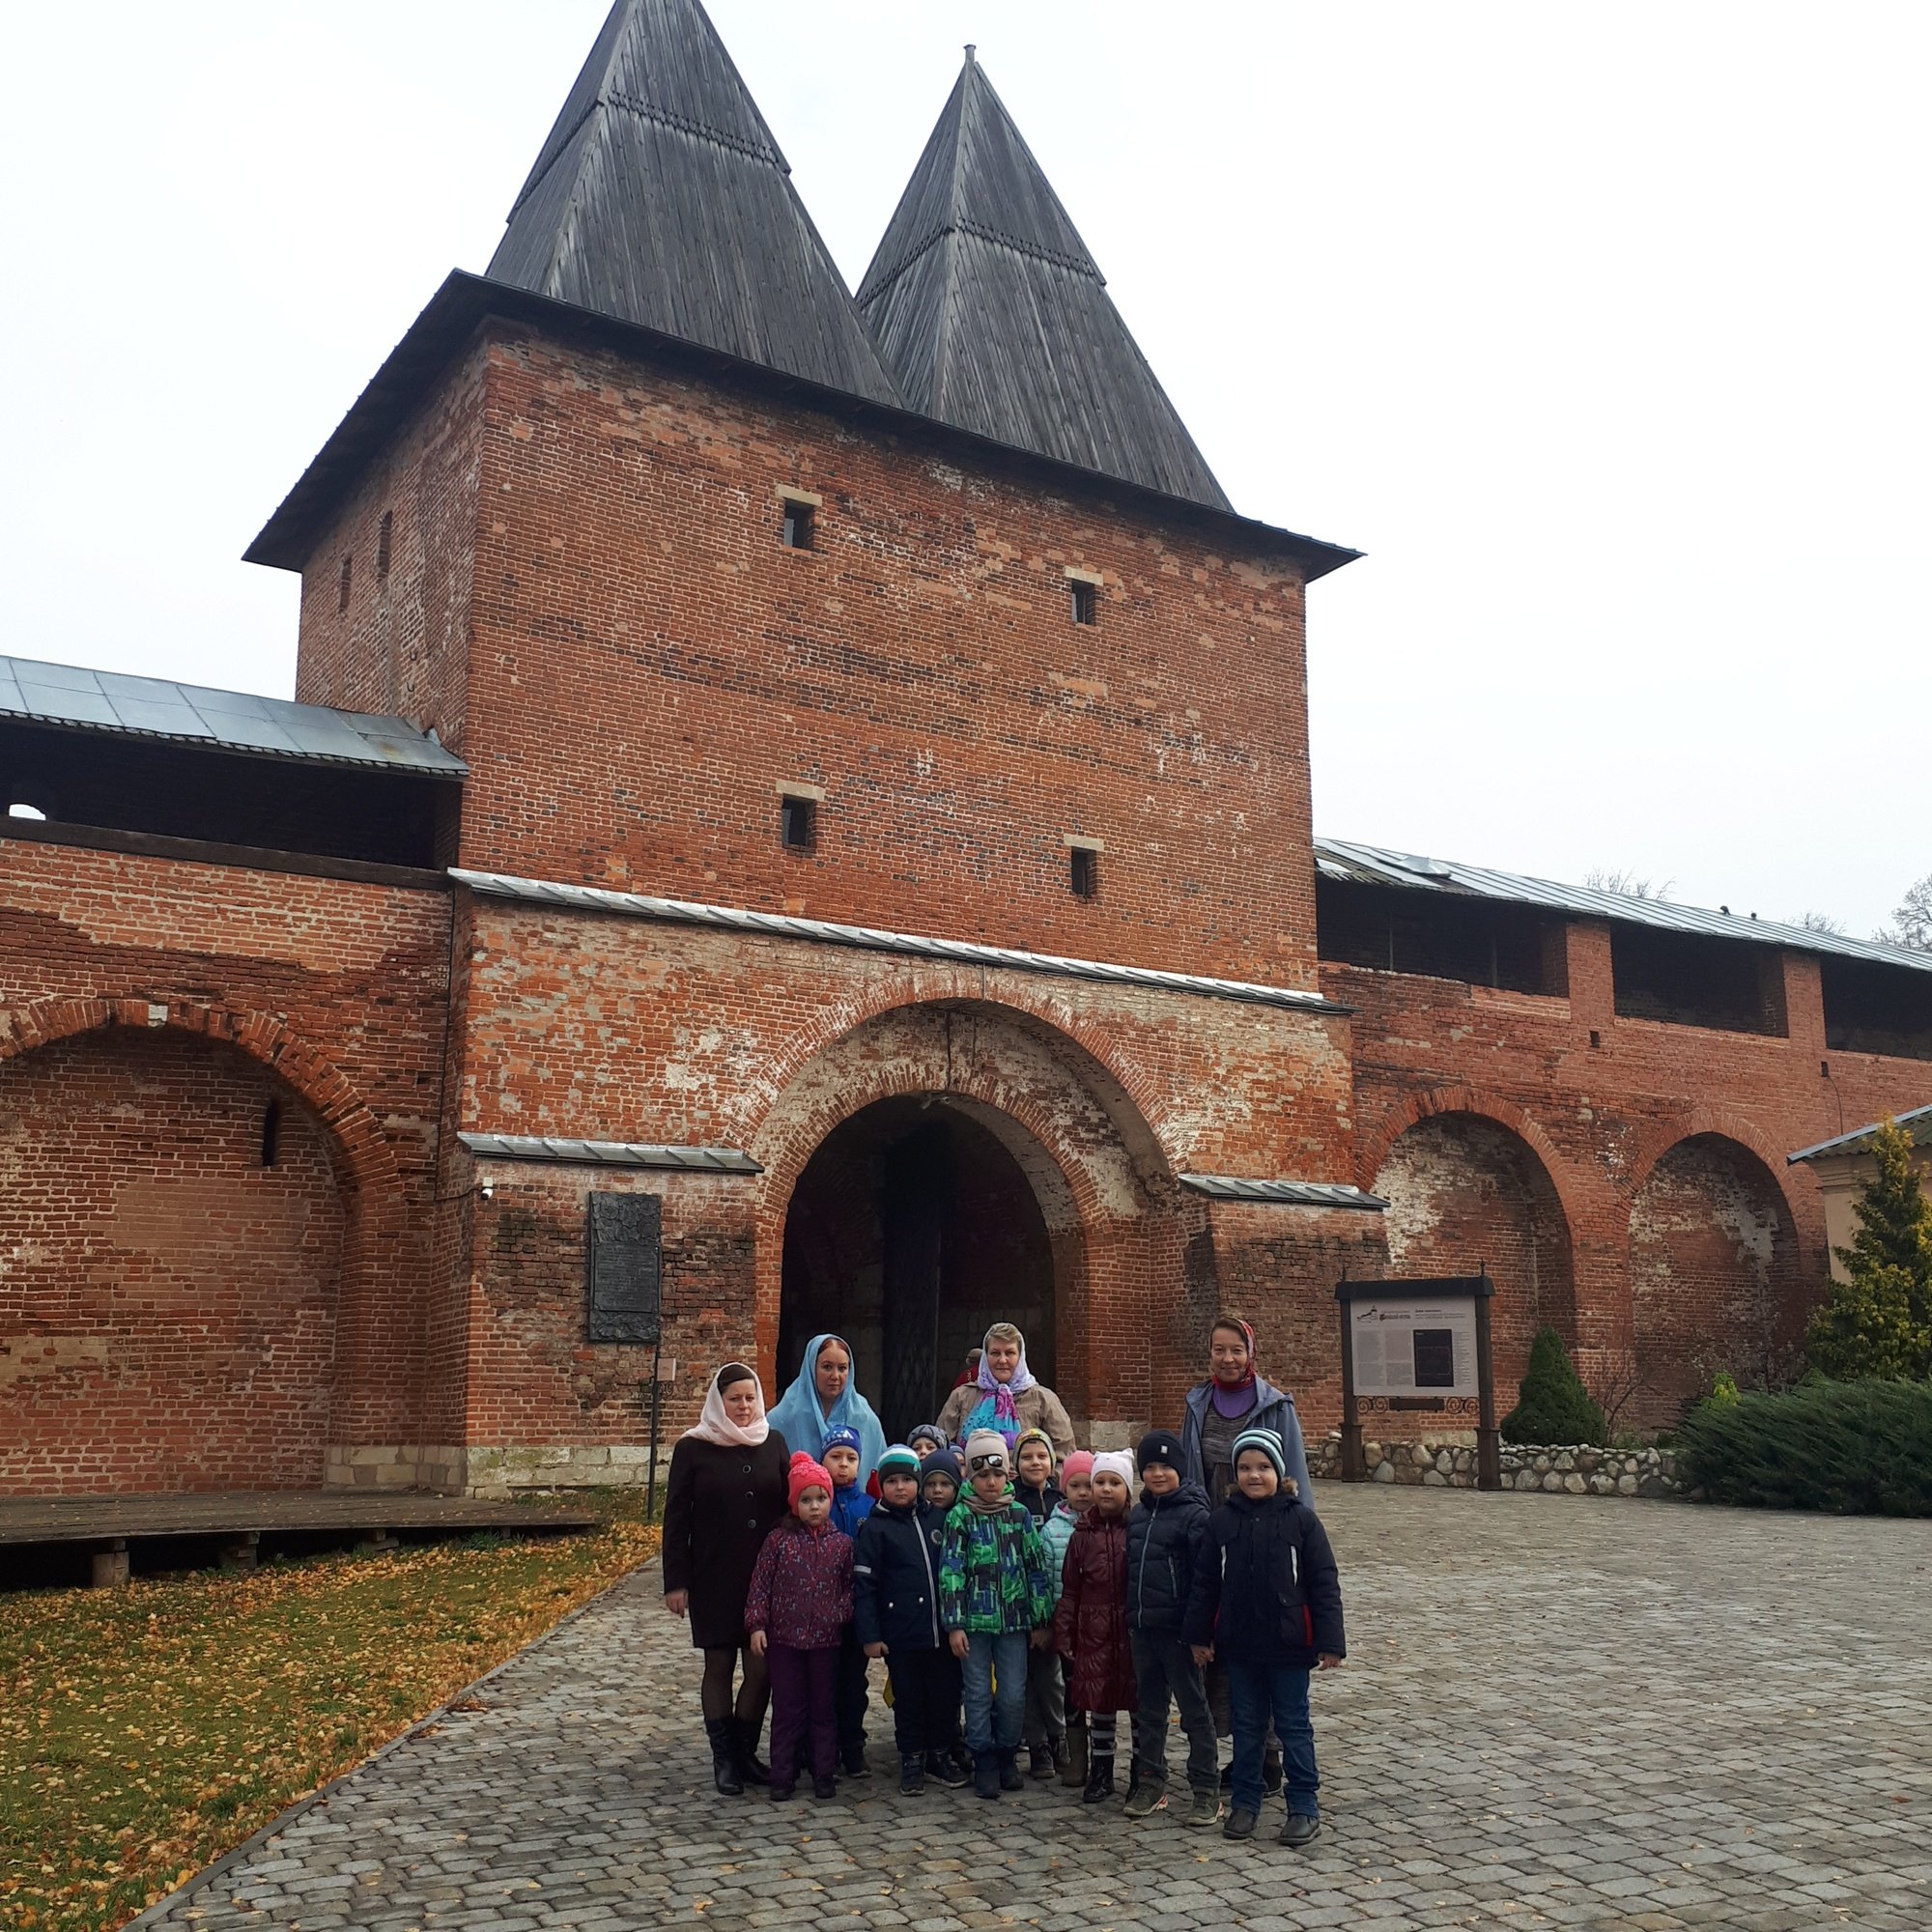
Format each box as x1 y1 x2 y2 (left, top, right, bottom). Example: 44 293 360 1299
488 0 900 405
858 50 1232 511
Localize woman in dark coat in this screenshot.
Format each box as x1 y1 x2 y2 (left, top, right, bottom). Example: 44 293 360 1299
664 1362 790 1795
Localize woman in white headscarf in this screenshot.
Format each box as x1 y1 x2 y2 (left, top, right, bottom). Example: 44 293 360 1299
663 1362 790 1796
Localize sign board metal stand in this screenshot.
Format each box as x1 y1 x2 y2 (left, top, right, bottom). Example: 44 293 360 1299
1337 1272 1500 1492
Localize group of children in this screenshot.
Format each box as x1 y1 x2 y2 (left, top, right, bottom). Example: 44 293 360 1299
740 1414 1347 1848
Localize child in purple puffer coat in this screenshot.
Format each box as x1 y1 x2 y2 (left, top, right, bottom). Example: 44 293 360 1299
747 1451 856 1802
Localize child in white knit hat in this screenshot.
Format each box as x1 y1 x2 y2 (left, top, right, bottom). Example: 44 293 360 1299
1052 1449 1138 1802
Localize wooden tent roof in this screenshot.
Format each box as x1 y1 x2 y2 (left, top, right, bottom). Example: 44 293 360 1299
856 50 1232 511
486 0 900 405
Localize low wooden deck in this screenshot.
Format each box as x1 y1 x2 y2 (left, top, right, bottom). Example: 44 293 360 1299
0 1492 599 1585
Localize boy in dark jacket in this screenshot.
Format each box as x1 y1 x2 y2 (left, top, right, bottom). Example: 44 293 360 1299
1185 1429 1345 1849
1126 1430 1219 1827
852 1444 969 1794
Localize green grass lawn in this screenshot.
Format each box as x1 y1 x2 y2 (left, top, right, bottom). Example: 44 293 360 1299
0 1494 661 1932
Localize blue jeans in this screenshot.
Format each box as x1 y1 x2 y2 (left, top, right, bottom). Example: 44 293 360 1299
959 1631 1029 1756
1225 1662 1319 1817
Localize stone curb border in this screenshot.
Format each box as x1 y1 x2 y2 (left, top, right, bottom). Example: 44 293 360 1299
121 1552 662 1929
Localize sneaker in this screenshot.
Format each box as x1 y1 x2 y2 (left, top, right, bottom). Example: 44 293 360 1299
1184 1787 1222 1830
1027 1742 1055 1780
998 1750 1025 1793
841 1749 871 1778
925 1748 969 1788
769 1781 796 1804
811 1775 838 1802
899 1753 924 1795
1051 1734 1070 1772
973 1751 1001 1801
1122 1777 1165 1820
1279 1812 1321 1849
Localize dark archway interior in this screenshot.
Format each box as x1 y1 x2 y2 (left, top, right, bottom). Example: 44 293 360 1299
779 1096 1057 1441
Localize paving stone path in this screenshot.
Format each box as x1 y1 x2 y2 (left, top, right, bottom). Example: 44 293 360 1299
143 1486 1932 1932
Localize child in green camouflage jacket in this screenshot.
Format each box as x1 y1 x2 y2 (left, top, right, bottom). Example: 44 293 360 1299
939 1430 1056 1799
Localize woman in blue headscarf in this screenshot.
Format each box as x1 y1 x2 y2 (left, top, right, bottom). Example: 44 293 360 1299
766 1333 888 1486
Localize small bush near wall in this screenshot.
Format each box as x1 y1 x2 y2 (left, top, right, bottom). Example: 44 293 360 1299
1502 1327 1607 1445
1676 1378 1932 1516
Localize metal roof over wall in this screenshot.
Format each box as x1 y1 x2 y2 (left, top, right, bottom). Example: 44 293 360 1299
1316 837 1932 979
1788 1103 1932 1165
0 655 466 778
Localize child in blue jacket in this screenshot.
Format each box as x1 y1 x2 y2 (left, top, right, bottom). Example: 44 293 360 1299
822 1423 875 1775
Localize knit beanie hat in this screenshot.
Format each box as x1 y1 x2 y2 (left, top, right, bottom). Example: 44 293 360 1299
907 1423 948 1455
963 1429 1010 1474
922 1447 962 1492
1230 1428 1286 1479
875 1444 920 1480
787 1449 835 1512
1136 1428 1184 1474
1013 1426 1055 1463
1060 1449 1094 1484
821 1423 863 1463
1091 1450 1136 1490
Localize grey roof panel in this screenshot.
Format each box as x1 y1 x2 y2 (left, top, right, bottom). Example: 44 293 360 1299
450 867 1349 1013
487 0 901 407
1179 1175 1388 1210
0 653 467 778
858 53 1231 512
1788 1102 1932 1164
1316 836 1932 979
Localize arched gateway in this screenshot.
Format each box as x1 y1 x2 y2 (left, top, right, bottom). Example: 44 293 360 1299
752 999 1186 1448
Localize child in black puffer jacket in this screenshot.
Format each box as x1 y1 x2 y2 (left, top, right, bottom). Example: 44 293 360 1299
851 1445 969 1794
1124 1430 1220 1827
1184 1428 1345 1851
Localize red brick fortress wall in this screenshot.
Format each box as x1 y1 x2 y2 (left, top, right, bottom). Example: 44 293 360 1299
0 838 452 1493
1334 923 1932 1431
442 885 1368 1481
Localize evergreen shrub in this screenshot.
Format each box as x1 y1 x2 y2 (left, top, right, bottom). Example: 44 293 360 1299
1676 1378 1932 1516
1501 1327 1606 1445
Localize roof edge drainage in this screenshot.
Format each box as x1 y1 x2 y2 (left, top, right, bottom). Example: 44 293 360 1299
1179 1175 1389 1210
458 1132 762 1175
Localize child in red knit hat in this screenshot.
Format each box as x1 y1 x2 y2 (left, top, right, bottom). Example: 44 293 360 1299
746 1451 856 1802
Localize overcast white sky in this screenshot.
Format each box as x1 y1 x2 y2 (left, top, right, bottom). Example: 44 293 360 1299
2 3 1926 935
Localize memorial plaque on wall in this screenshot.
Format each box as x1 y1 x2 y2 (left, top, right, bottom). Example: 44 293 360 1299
586 1192 662 1344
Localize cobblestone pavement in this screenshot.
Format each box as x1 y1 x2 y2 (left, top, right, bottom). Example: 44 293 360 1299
145 1487 1932 1932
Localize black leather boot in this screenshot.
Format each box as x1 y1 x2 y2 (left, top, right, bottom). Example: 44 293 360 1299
705 1717 744 1797
731 1718 771 1785
1083 1752 1116 1804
